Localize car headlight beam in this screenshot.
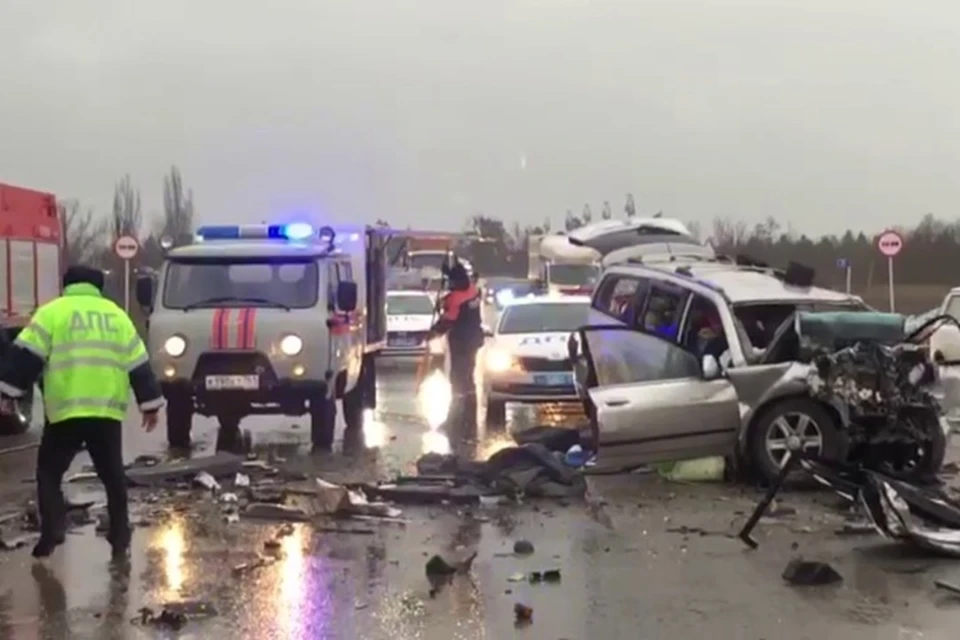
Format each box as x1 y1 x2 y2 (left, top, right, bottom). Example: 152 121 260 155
280 334 303 356
485 348 515 373
164 335 187 358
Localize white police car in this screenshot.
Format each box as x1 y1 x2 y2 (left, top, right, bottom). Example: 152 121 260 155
479 295 590 430
384 290 436 357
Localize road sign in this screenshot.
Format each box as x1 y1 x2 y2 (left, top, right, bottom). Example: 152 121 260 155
836 258 849 269
876 230 903 312
877 230 903 257
114 235 139 260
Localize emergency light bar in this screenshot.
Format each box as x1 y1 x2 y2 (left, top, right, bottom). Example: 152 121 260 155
194 223 338 244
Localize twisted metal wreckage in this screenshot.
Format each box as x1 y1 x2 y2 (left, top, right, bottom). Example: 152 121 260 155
740 312 960 556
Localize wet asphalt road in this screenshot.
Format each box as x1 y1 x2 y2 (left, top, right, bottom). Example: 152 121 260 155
1 363 960 638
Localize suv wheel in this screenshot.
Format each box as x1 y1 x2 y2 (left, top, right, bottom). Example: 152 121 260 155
167 399 194 449
749 398 846 484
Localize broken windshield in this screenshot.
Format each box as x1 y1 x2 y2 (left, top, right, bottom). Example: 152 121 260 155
163 258 319 310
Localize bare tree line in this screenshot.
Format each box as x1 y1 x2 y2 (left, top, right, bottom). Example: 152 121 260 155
62 166 195 269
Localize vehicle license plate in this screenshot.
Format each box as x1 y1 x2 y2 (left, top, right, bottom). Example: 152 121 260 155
533 373 573 386
205 375 259 390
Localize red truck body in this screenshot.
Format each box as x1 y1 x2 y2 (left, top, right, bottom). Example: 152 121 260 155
0 183 62 329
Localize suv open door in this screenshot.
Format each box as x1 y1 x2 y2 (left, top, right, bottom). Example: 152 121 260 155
565 218 713 267
570 323 740 472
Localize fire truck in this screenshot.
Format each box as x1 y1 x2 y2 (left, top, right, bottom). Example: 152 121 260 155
0 183 62 435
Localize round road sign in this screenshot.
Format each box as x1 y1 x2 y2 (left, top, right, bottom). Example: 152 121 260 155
877 230 903 258
114 235 139 260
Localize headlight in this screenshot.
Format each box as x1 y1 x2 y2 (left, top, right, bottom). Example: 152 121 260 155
485 348 515 373
280 334 303 356
164 335 187 357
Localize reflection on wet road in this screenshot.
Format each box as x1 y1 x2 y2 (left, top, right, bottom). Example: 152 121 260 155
3 363 960 638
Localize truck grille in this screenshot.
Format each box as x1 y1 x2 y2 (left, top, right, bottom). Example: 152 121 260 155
517 356 572 372
192 352 279 385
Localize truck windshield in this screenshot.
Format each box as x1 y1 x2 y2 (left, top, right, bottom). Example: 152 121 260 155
498 302 589 334
163 258 319 309
548 264 600 286
408 253 447 271
387 295 434 315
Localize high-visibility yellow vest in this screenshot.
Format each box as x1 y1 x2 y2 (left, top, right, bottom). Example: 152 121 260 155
14 283 147 423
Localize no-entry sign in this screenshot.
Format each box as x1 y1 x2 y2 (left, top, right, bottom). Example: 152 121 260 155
877 230 903 257
114 235 139 260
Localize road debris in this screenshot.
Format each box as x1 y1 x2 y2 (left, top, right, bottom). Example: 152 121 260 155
243 503 309 522
529 569 561 583
513 539 534 555
0 533 39 550
194 472 221 491
934 579 960 596
126 452 245 486
782 558 843 586
513 603 533 626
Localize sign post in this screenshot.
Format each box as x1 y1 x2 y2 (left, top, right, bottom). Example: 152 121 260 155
876 230 903 312
836 258 852 294
114 235 139 312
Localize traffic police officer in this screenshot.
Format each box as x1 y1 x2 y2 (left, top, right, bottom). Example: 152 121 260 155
0 265 164 560
428 262 484 436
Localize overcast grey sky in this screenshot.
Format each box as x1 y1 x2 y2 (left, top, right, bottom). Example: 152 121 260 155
1 0 957 236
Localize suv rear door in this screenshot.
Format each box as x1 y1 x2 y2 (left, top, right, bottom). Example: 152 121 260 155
571 323 740 472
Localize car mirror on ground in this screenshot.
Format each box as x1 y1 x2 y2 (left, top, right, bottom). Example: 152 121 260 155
702 354 721 379
135 276 155 312
336 281 359 312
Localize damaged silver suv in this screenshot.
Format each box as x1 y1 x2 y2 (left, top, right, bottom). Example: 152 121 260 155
569 254 954 484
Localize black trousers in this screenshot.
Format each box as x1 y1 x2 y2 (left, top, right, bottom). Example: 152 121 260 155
448 345 479 442
36 417 130 547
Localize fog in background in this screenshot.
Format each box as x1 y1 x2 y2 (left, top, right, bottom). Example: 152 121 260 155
0 0 957 234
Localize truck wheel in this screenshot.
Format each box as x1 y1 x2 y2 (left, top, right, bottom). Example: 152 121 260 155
310 394 337 451
215 415 243 453
166 400 194 450
342 380 365 444
749 398 846 485
362 354 377 410
485 399 507 433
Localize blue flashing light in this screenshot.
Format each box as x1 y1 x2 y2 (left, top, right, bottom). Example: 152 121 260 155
195 225 241 240
275 223 314 241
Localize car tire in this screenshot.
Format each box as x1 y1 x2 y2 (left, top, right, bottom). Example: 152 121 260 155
166 399 194 449
310 394 337 451
486 399 507 433
749 397 847 485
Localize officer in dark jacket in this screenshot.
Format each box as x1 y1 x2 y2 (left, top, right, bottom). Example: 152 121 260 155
428 262 484 432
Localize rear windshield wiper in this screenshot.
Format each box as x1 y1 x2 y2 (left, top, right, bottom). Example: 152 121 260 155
182 296 290 311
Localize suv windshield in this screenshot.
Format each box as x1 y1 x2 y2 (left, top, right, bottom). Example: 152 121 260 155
548 264 600 286
944 295 960 322
387 295 434 315
163 258 319 309
499 302 589 334
735 301 870 358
